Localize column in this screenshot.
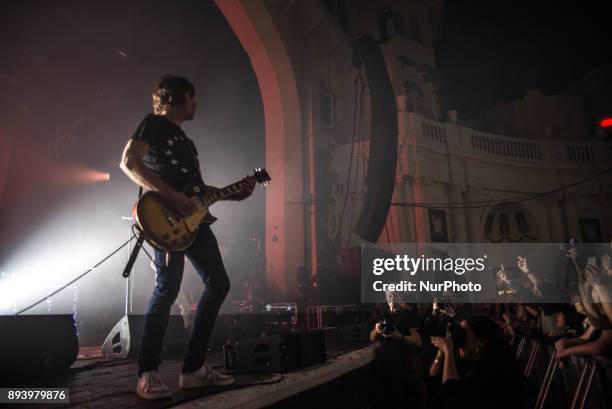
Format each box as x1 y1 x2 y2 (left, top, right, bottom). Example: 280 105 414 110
447 183 468 242
562 192 581 242
464 187 483 243
396 176 416 242
406 176 429 244
546 194 566 242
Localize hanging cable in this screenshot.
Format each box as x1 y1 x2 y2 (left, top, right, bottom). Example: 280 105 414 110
334 72 362 245
390 168 612 209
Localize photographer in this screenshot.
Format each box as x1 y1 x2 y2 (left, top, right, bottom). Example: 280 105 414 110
431 316 527 409
369 291 422 346
368 291 422 408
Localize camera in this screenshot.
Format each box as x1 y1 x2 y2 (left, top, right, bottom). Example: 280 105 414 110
379 311 395 335
422 316 466 349
435 297 448 311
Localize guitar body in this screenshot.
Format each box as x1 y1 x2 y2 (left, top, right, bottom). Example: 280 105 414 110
132 168 270 252
134 183 216 252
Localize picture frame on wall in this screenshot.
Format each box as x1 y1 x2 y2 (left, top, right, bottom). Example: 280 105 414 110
428 208 449 242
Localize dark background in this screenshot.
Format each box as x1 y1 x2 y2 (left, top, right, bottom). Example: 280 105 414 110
435 0 612 118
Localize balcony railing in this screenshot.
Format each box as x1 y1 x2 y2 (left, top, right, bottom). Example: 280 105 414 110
406 113 612 168
470 132 542 160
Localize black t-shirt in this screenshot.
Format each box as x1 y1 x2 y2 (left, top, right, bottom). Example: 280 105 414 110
379 306 421 358
131 114 203 191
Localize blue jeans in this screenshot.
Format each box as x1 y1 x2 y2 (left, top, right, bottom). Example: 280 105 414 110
138 224 230 374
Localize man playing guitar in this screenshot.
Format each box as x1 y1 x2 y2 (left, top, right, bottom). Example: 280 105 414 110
120 75 255 399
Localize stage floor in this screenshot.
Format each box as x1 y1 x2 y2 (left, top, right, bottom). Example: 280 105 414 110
8 343 374 409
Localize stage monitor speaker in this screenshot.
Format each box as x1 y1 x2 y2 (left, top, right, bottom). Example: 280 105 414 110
225 330 326 372
101 314 185 359
0 315 78 383
284 330 326 369
351 35 398 242
227 334 283 372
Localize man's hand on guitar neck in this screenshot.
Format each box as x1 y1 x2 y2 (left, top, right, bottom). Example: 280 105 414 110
162 189 197 217
234 178 256 200
226 177 256 201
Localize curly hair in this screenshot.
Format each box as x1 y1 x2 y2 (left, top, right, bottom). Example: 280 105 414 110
152 75 195 115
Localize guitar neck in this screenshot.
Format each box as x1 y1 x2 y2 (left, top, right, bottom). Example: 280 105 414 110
204 180 249 205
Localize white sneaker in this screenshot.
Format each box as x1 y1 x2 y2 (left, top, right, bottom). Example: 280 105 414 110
179 363 235 388
136 370 172 399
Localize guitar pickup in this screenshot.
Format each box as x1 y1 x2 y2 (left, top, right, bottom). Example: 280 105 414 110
191 196 204 210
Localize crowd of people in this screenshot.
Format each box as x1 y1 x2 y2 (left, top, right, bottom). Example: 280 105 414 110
367 242 612 409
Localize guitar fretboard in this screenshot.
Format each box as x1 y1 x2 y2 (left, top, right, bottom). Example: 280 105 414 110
204 181 248 206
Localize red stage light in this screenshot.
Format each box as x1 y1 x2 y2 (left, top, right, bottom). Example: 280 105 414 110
54 164 110 185
87 170 110 183
600 118 612 128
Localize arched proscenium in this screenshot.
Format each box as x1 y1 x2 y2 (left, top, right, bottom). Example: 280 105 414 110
215 0 305 299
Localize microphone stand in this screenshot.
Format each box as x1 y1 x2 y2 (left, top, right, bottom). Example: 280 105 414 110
121 216 144 315
100 217 146 358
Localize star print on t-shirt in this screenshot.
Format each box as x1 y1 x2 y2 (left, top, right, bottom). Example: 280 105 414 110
131 114 204 191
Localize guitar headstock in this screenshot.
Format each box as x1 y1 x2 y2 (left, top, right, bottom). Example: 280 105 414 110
250 167 271 186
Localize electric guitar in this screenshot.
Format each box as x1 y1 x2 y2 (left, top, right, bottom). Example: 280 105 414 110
134 168 271 251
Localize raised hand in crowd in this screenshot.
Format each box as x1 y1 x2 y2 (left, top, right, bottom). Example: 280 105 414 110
517 256 530 274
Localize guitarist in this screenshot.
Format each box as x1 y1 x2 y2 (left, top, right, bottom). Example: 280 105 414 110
120 75 255 399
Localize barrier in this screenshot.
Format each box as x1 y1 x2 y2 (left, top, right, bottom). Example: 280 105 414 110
511 336 610 409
